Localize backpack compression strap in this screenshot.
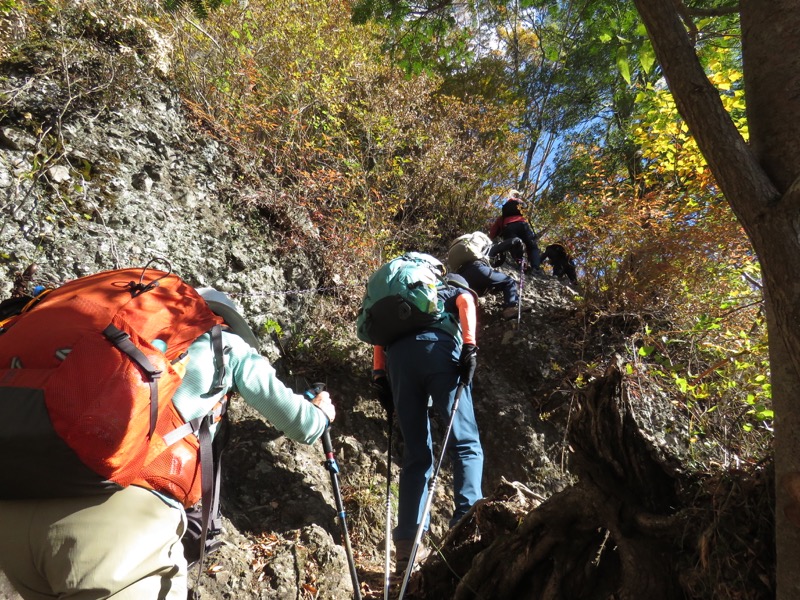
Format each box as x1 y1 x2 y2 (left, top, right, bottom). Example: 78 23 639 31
103 324 162 437
210 323 226 393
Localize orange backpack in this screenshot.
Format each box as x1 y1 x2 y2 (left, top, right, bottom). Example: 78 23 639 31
0 265 224 507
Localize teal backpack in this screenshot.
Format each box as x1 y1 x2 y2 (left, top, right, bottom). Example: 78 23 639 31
356 252 447 346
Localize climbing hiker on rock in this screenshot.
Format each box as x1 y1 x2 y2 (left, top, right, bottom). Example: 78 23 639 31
541 243 578 284
357 255 484 578
447 231 521 320
489 189 542 272
0 268 336 600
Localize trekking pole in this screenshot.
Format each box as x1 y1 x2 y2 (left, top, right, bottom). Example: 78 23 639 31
517 254 527 327
383 415 394 600
304 383 362 600
397 382 467 600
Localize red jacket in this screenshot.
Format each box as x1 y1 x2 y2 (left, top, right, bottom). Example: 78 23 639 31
489 214 526 239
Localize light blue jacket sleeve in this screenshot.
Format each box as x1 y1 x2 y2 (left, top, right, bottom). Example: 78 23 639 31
172 331 327 445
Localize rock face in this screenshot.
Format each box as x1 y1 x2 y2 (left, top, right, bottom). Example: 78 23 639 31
0 60 315 355
0 11 348 599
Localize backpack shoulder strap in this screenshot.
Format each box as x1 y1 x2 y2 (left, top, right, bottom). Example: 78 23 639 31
187 323 230 582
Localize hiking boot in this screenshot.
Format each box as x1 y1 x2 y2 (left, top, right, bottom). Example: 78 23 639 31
394 538 431 575
502 306 518 319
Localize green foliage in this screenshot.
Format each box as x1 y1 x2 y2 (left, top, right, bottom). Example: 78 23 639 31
162 0 230 20
626 297 770 464
544 137 770 460
350 0 469 75
528 5 771 465
262 318 283 337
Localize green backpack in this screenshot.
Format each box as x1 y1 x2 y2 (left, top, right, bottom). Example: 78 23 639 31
356 252 447 346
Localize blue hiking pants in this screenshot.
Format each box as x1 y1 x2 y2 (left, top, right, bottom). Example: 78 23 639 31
386 329 484 541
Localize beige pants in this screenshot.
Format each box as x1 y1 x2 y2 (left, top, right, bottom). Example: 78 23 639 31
0 486 187 600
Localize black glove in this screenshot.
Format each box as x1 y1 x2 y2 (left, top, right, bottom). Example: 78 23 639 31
371 375 394 418
458 343 478 386
510 237 525 261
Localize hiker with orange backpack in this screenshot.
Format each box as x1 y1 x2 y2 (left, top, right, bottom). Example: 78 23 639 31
0 266 336 600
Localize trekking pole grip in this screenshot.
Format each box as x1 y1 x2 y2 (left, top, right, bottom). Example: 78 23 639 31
303 383 339 480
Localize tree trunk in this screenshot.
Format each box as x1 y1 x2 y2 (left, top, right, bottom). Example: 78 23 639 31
741 0 800 190
631 1 800 597
764 284 800 600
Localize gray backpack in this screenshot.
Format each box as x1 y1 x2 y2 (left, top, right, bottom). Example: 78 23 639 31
447 231 492 272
